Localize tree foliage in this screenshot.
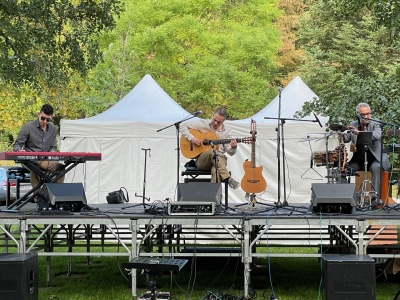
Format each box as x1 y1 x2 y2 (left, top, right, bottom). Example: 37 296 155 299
321 0 400 40
298 0 400 133
0 0 123 88
88 0 283 119
274 0 306 86
296 0 400 172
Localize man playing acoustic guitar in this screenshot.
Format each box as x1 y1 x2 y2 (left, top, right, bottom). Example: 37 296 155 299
180 107 240 189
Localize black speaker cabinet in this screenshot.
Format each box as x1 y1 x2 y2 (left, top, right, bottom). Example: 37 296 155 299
0 252 38 300
40 183 87 212
178 183 222 205
322 254 375 300
311 183 356 214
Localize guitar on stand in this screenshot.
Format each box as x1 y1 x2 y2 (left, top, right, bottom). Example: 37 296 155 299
239 119 267 207
180 129 252 158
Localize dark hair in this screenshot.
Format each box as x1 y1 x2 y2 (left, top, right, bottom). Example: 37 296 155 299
214 107 228 119
40 104 54 115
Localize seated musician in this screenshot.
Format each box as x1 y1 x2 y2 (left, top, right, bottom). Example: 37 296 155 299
344 102 390 200
180 107 240 189
12 104 65 189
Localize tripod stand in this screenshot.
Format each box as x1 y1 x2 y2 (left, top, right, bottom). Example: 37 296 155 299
356 132 375 208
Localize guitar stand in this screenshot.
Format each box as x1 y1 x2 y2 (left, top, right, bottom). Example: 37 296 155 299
235 193 275 213
122 148 151 210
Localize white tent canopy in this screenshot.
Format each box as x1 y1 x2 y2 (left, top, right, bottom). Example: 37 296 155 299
60 74 194 204
241 76 328 124
225 76 334 205
60 75 337 206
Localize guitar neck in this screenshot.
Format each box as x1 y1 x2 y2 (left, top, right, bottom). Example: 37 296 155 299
206 138 244 145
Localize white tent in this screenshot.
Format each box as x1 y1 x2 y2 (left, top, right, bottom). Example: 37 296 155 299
60 75 336 206
225 76 335 205
60 74 195 204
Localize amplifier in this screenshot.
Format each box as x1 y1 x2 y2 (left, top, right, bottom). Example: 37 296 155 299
322 254 375 300
0 252 38 300
168 201 217 215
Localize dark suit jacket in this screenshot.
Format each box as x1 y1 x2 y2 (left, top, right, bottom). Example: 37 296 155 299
343 119 390 170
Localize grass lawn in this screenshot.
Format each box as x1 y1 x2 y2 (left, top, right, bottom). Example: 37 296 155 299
32 246 400 300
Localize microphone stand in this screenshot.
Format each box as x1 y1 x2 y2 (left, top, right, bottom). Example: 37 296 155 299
157 113 199 187
264 113 322 208
210 141 219 182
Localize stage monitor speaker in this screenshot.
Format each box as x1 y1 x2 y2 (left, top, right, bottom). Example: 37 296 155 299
0 252 38 300
311 183 356 214
322 254 375 300
40 183 87 212
178 182 222 206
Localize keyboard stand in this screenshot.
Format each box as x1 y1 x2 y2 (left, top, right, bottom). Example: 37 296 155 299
122 257 188 300
2 160 82 213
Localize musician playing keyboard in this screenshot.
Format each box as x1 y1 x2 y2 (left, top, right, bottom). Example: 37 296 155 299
13 104 65 189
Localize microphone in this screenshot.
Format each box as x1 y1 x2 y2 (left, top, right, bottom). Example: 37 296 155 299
389 180 399 185
278 87 283 93
192 110 202 116
313 112 323 128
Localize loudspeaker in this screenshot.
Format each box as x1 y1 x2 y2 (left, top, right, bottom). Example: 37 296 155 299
311 183 356 214
178 183 222 205
322 254 375 300
40 183 87 212
0 252 38 300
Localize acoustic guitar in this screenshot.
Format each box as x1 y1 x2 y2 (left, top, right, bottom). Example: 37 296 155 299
241 120 267 193
180 129 252 159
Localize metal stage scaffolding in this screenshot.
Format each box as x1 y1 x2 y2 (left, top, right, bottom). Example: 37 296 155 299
0 203 400 298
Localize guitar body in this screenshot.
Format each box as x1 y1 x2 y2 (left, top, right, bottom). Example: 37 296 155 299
180 130 218 159
240 119 267 194
241 160 267 193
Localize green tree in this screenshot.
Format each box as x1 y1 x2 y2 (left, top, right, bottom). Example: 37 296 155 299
321 0 400 40
88 0 283 119
0 0 123 88
298 1 400 129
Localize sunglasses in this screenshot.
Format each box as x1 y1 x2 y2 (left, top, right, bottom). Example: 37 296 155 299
40 116 52 122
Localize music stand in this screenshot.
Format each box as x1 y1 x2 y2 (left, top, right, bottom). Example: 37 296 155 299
358 131 373 147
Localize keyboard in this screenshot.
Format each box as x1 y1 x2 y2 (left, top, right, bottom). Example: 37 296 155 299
0 151 101 162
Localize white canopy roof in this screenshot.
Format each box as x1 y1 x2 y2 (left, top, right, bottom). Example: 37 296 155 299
60 75 334 205
61 74 192 138
239 76 328 125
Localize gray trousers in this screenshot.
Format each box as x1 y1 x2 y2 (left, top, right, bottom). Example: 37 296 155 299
195 149 230 183
29 161 65 188
348 160 381 198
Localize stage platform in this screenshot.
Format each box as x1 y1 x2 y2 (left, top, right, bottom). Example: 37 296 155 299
0 201 400 297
